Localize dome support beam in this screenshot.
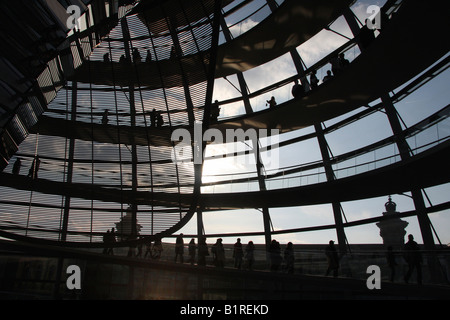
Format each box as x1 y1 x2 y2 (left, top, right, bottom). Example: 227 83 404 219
382 93 445 283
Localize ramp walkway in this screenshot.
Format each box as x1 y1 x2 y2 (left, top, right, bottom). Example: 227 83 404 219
1 138 448 211
68 0 353 88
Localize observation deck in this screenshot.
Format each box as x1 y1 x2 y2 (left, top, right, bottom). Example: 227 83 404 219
1 239 449 300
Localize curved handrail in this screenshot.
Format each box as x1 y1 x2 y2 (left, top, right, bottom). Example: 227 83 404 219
201 106 450 192
1 121 449 209
12 104 450 192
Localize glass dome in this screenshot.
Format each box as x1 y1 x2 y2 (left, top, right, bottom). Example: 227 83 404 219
0 0 448 254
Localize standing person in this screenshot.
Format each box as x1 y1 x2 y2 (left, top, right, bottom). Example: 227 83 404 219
339 53 350 68
269 240 282 272
330 54 342 76
266 96 277 108
212 238 225 268
132 48 141 63
188 238 197 265
150 109 156 127
403 234 422 284
145 49 152 62
197 237 209 266
174 233 184 263
27 155 41 179
322 70 333 82
135 237 143 258
156 111 164 127
309 70 319 89
103 229 110 254
108 228 116 255
291 79 304 99
284 242 295 274
210 100 221 122
102 109 109 125
152 237 163 259
144 238 153 258
325 240 339 277
233 238 244 269
245 241 255 270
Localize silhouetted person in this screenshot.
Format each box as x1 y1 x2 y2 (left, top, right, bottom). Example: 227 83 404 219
103 229 110 254
119 54 126 64
103 53 110 63
330 55 342 76
144 238 153 258
403 234 422 284
175 233 184 263
323 70 333 82
360 22 376 49
212 238 225 268
339 53 350 68
108 228 116 255
27 155 40 179
386 246 397 282
152 238 163 259
150 109 156 127
102 109 109 125
135 237 143 258
132 48 141 63
325 240 339 277
197 237 209 266
245 241 255 270
145 49 152 62
156 112 164 127
266 96 277 108
284 242 295 274
309 70 319 89
210 100 220 122
291 79 304 99
269 239 282 272
233 238 244 269
188 238 196 265
12 157 21 175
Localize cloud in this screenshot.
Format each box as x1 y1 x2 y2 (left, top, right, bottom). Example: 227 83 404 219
228 18 259 38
